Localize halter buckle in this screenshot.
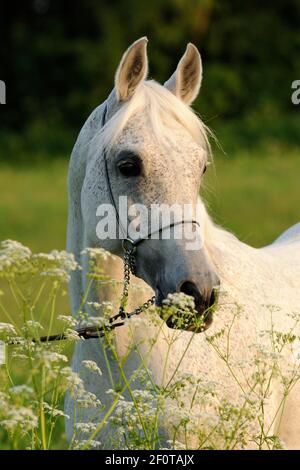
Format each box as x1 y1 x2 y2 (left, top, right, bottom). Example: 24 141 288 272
122 238 136 254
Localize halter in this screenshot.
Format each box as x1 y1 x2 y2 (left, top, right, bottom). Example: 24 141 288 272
10 103 201 345
101 103 200 243
93 103 201 333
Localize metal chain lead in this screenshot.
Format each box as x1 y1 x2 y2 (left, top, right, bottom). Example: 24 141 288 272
119 244 155 320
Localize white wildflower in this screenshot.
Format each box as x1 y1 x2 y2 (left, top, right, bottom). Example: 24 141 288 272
57 315 78 328
79 316 109 328
73 439 101 450
87 301 102 311
0 322 17 336
75 422 100 434
76 390 102 408
22 320 44 332
106 389 125 399
33 250 79 282
163 292 195 310
11 351 28 360
1 406 38 433
38 351 68 365
0 240 33 278
82 360 102 375
10 385 34 396
43 402 70 419
82 247 112 261
60 367 84 390
64 328 81 341
101 301 114 315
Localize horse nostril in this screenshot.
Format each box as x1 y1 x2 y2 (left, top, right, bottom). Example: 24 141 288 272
179 281 203 309
179 281 218 313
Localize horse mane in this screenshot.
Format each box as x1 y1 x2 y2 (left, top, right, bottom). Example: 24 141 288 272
90 80 211 156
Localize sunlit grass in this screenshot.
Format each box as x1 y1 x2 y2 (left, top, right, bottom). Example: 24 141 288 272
0 160 68 252
205 147 300 247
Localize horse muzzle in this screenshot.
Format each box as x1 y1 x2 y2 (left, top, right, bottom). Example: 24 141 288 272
155 270 220 332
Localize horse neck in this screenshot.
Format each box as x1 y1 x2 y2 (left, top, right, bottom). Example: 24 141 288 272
200 201 235 252
200 201 258 273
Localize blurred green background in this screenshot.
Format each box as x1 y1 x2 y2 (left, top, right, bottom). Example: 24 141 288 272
0 0 299 250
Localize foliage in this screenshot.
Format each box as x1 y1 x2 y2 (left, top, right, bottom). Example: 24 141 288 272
1 0 299 147
0 241 300 449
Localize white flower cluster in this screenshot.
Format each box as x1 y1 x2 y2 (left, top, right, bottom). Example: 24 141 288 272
81 247 112 261
43 402 70 419
0 240 79 281
32 250 79 282
0 391 38 435
82 360 102 375
57 315 78 328
73 439 101 450
60 367 102 409
163 292 196 310
0 322 17 339
0 240 32 278
37 351 68 365
75 421 100 434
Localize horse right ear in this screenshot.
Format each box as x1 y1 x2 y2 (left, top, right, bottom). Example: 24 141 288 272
164 43 202 105
115 37 148 102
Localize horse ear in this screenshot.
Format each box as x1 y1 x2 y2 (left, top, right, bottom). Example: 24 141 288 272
115 37 148 102
164 43 202 105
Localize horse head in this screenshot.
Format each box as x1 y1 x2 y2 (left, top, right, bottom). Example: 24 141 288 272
81 38 220 330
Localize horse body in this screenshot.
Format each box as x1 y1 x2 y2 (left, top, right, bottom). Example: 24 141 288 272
65 38 300 449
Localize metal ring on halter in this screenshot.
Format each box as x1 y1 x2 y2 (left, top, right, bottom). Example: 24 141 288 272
122 238 136 254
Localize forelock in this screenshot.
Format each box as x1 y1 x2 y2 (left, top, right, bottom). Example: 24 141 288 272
89 80 211 157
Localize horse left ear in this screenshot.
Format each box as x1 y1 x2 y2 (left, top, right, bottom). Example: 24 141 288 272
164 43 202 105
115 37 148 102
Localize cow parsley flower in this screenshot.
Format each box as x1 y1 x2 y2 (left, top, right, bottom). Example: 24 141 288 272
9 385 34 397
73 439 101 450
82 360 102 375
0 407 38 434
57 315 78 328
64 328 81 341
38 351 68 365
32 250 79 282
0 322 17 336
22 320 44 335
43 402 70 419
81 247 112 261
75 422 100 434
0 240 33 278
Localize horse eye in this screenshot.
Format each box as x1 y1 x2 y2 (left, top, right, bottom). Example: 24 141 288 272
117 160 141 177
202 164 207 175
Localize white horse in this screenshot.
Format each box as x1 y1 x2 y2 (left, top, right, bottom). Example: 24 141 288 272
65 37 300 449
